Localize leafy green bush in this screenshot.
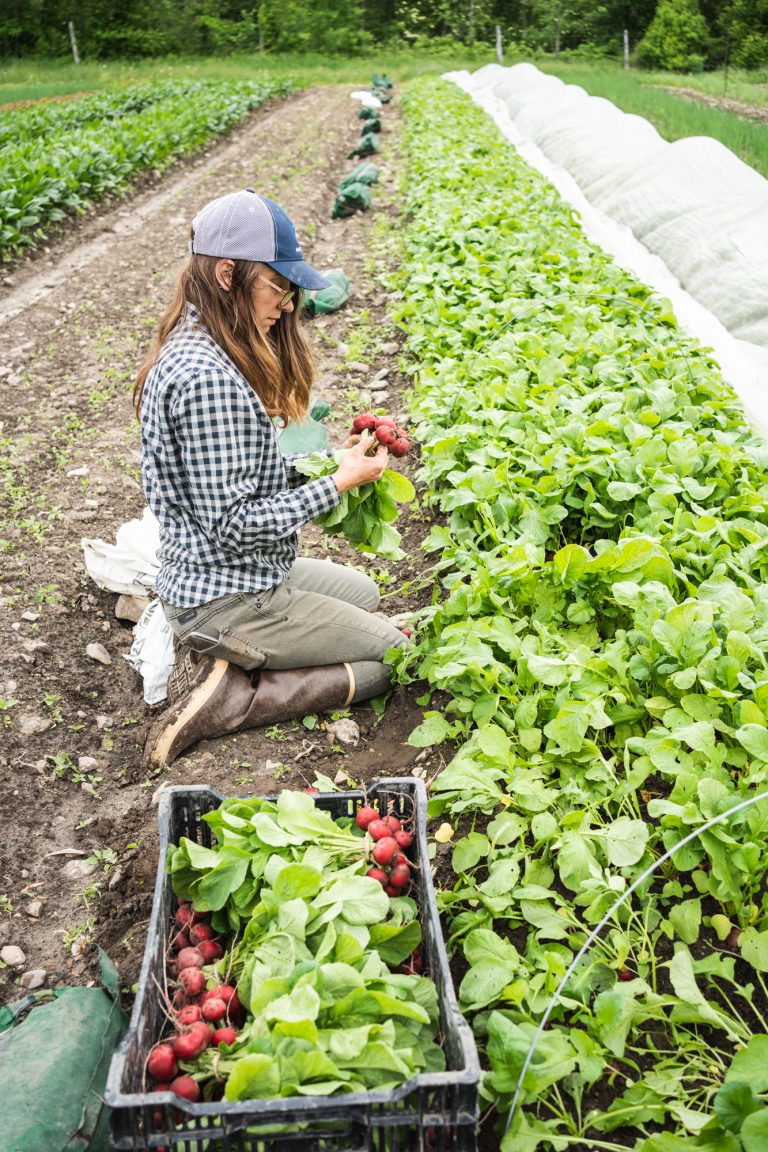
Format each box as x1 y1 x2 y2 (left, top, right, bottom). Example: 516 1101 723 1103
635 0 712 71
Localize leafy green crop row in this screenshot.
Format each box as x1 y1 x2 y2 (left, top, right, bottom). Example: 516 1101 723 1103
0 78 290 259
392 78 768 1151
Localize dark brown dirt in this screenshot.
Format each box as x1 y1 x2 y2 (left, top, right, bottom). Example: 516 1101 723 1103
0 85 444 1004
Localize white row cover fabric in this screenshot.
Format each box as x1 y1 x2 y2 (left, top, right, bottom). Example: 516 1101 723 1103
445 64 768 437
459 63 768 352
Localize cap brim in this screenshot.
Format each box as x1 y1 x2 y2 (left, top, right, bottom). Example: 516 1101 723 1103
264 259 331 291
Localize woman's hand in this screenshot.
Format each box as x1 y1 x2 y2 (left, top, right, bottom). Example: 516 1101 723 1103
341 433 361 449
332 435 389 493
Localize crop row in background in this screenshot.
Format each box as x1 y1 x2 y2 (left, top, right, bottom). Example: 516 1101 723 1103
0 78 290 259
391 77 768 1152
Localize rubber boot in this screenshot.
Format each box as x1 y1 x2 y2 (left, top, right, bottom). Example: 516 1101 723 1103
144 654 355 768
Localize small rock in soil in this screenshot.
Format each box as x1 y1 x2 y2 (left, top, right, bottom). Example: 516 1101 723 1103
347 361 369 373
0 945 26 967
26 900 44 919
381 341 399 355
63 859 98 881
326 719 360 747
20 968 47 990
86 642 112 665
372 367 389 382
78 756 100 772
96 714 114 729
115 594 150 623
20 610 40 622
17 712 53 736
67 466 90 477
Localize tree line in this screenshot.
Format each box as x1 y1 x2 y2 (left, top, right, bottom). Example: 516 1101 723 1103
2 0 767 70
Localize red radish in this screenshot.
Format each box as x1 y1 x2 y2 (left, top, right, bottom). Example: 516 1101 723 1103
212 1026 238 1047
176 1005 202 1027
189 923 214 945
172 1024 210 1060
170 929 190 951
351 413 377 433
380 815 401 834
356 806 378 830
394 829 413 850
617 968 633 982
368 819 392 842
169 1075 200 1102
176 896 189 908
176 947 204 971
178 967 206 997
726 927 741 949
384 884 400 897
174 905 197 928
153 1083 172 1093
373 836 399 868
171 987 189 1010
201 997 227 1023
147 1043 178 1082
197 939 224 963
390 437 409 458
388 861 411 889
374 416 396 428
303 787 318 793
375 426 396 446
366 866 389 887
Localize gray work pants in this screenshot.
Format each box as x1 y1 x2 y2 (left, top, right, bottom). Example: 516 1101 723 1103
162 558 407 701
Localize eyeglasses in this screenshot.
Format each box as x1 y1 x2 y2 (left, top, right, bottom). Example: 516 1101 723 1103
255 272 296 308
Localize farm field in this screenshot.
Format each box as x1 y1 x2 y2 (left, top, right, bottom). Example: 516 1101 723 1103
1 54 768 1150
0 81 434 1002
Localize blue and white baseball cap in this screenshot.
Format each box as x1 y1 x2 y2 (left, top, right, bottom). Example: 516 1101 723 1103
191 189 330 291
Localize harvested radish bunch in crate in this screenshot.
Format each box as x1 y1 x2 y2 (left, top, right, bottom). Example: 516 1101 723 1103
106 781 479 1152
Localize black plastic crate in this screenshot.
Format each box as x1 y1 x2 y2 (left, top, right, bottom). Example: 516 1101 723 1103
106 780 480 1151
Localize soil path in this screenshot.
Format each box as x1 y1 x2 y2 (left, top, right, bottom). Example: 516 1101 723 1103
657 84 768 124
0 85 435 1000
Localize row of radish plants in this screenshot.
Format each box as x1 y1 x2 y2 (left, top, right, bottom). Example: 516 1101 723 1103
390 78 768 1152
0 78 290 259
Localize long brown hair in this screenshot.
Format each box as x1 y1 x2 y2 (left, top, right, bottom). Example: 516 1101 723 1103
133 253 314 425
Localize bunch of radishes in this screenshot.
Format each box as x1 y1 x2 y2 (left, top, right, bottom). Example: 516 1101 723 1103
145 900 244 1101
356 807 414 896
351 412 410 458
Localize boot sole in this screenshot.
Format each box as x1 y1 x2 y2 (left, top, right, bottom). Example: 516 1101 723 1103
147 657 229 766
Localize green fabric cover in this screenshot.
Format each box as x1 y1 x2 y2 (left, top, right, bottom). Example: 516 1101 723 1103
302 269 351 314
0 950 126 1152
278 401 332 453
332 182 372 219
347 131 380 159
340 161 380 188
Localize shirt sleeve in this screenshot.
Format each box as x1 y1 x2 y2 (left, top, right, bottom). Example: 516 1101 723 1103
171 368 340 556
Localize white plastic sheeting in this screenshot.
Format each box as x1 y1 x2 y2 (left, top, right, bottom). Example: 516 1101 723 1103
446 64 768 437
461 63 768 351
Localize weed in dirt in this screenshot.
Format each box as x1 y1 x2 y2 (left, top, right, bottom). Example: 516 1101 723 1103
342 308 380 364
0 697 18 725
34 582 61 605
43 693 64 725
0 894 13 914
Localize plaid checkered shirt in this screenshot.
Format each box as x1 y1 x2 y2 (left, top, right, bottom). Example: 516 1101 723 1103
140 305 340 608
